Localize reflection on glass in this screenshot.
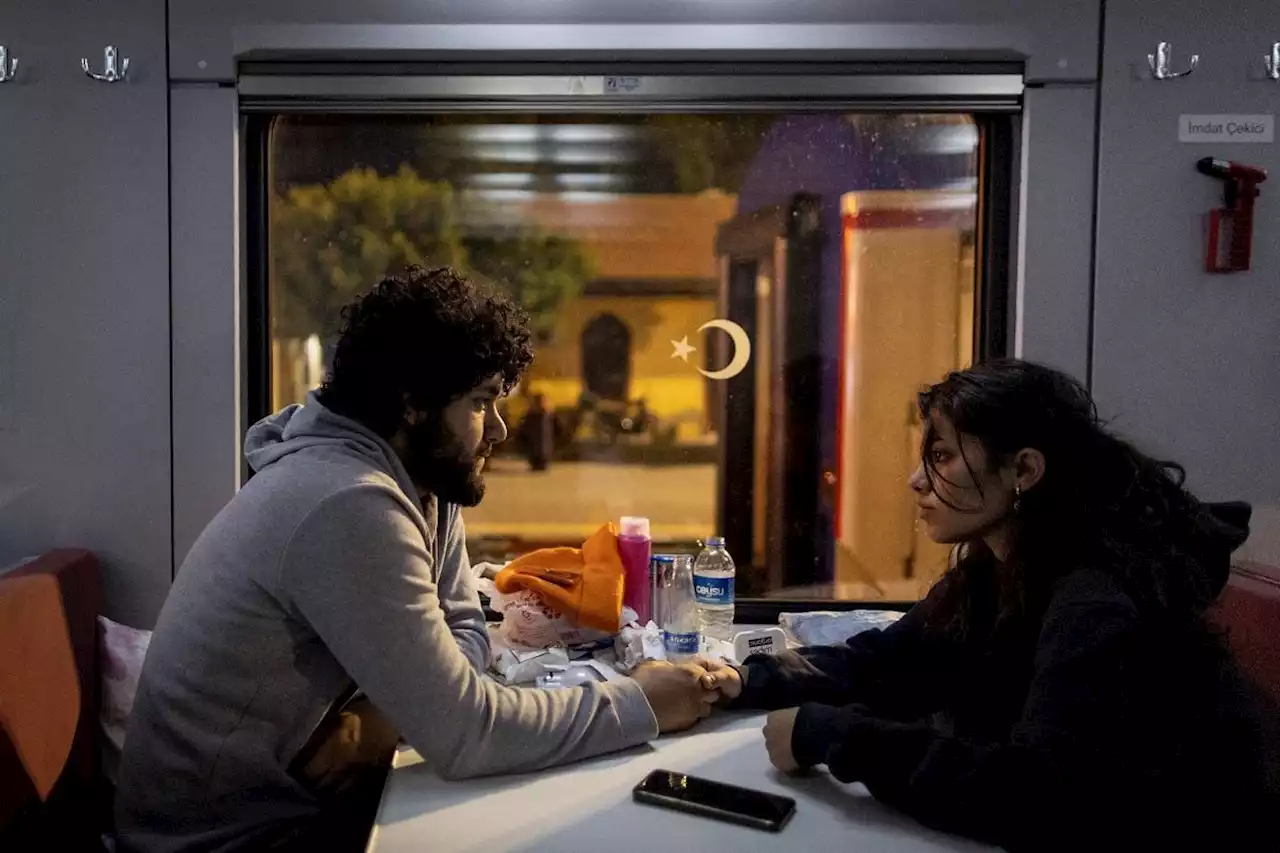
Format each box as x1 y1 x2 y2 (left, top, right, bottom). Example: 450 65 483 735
267 113 980 601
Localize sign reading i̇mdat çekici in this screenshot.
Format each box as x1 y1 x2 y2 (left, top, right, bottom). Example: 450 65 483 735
1179 115 1274 143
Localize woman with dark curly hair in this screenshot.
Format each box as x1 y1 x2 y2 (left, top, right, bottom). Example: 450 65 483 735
701 359 1275 851
116 266 718 853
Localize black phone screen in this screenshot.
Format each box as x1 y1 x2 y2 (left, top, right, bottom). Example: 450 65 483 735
633 769 796 831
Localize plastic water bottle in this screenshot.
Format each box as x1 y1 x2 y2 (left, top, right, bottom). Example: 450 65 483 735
661 555 700 662
694 536 736 641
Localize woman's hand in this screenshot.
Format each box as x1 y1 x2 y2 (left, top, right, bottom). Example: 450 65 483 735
762 708 802 773
689 657 742 705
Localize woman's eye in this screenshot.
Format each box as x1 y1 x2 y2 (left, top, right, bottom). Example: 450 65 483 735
931 449 950 465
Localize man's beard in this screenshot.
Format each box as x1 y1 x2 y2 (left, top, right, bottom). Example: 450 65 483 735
401 415 489 507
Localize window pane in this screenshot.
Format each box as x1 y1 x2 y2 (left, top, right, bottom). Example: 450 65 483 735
266 112 981 601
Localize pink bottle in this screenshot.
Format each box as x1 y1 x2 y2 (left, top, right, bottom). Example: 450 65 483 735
618 516 653 625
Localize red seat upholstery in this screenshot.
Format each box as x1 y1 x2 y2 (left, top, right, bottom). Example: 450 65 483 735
1211 561 1280 707
0 550 102 848
1209 560 1280 794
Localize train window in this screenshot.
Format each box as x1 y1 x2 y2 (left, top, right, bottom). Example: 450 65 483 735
255 110 1002 605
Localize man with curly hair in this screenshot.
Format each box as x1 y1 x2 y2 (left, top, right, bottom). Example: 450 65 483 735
116 267 717 853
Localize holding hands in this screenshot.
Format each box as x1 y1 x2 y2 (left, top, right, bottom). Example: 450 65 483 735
630 656 743 732
631 661 721 732
630 658 808 775
690 656 743 704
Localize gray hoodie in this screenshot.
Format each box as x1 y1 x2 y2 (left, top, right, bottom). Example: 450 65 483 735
115 395 658 852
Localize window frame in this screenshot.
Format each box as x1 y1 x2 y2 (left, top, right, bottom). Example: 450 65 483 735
241 69 1018 620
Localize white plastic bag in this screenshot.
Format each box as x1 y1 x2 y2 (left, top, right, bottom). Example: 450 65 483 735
98 615 152 783
490 642 572 685
779 609 903 646
476 576 621 649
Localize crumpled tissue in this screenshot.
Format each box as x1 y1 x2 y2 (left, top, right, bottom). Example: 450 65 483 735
488 629 624 687
490 642 572 685
612 621 667 673
611 623 737 671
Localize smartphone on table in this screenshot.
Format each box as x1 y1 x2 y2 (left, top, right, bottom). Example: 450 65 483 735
633 769 796 832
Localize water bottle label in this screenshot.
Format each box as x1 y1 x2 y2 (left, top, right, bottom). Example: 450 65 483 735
694 576 735 606
663 631 699 655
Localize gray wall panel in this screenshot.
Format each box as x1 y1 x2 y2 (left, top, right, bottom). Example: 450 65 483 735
1014 85 1099 381
170 86 242 569
1093 0 1280 560
0 0 171 626
168 0 1101 83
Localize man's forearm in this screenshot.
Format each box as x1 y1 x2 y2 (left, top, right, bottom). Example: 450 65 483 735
436 504 492 672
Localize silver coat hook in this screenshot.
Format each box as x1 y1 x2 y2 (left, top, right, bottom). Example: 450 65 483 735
1265 42 1280 80
82 45 129 82
0 46 17 83
1148 41 1198 79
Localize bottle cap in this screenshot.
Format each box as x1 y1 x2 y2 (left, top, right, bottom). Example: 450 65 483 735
619 516 651 538
706 536 726 547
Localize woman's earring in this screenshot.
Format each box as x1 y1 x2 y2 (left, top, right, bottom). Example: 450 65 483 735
1013 484 1023 513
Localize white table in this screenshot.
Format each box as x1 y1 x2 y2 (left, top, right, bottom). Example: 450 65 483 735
367 711 995 853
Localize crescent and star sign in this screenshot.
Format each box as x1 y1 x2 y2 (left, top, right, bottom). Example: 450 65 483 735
670 319 753 380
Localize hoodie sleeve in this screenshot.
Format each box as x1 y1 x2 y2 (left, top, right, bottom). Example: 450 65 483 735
733 577 965 720
786 578 1141 849
434 505 490 673
277 484 659 780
